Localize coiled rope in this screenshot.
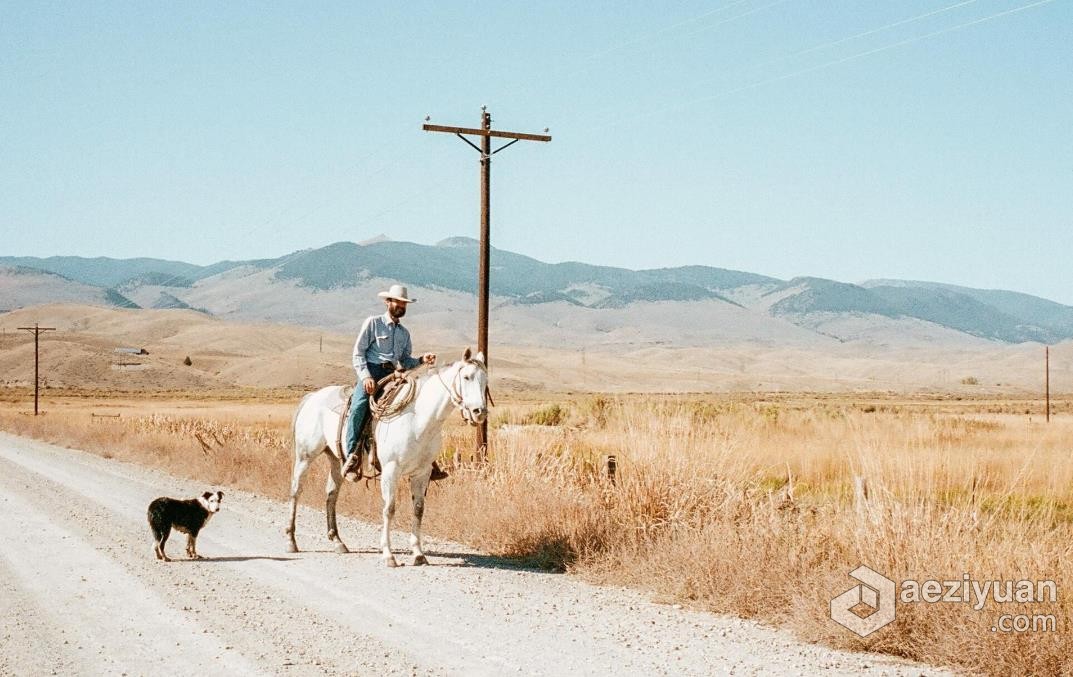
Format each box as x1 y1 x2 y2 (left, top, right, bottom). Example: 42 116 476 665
369 359 491 422
368 365 426 421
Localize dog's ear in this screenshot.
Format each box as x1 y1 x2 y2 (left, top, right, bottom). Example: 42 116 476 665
216 491 224 500
202 491 212 500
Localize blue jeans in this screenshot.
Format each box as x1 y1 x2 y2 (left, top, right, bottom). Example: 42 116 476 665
344 363 394 458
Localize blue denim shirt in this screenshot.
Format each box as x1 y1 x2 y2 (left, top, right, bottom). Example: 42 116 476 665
352 313 421 380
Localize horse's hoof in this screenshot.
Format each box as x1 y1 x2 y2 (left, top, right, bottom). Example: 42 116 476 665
384 556 399 568
334 542 349 554
413 555 428 566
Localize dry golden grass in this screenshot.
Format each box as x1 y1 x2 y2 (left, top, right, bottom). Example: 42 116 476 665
2 391 1070 675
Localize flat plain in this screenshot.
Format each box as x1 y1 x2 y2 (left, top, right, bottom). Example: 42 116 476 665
1 304 1070 675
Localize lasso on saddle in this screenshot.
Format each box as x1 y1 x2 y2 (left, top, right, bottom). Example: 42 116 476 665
333 371 419 476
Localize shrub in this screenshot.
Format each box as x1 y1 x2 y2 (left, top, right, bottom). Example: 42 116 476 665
525 403 566 426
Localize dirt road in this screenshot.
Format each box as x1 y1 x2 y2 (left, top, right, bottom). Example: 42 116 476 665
0 432 942 676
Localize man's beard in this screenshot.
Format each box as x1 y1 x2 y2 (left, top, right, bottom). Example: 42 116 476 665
389 306 406 319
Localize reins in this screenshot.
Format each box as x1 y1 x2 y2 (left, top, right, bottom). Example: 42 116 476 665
368 359 492 424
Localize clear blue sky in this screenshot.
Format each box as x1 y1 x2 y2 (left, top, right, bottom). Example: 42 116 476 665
2 1 1070 302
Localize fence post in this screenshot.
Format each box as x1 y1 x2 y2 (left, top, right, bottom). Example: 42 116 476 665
604 454 617 485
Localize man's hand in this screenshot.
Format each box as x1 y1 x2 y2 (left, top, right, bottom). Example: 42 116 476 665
363 377 376 395
422 353 437 365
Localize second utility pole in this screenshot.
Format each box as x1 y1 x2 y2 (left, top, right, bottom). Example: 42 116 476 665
424 108 551 458
1046 345 1051 422
18 323 56 416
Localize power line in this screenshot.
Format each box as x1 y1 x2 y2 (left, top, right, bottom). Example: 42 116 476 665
585 0 973 129
787 0 984 59
603 0 1059 128
681 0 794 38
588 0 756 60
677 0 988 94
494 0 770 111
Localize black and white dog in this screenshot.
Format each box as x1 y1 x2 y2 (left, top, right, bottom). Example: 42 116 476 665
147 491 223 561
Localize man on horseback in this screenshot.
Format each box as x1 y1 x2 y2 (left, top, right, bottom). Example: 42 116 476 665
341 284 447 482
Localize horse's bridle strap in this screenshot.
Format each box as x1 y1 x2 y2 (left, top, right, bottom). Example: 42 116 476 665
434 365 463 407
434 360 490 415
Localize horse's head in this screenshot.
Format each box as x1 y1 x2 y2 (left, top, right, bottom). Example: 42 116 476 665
453 347 489 426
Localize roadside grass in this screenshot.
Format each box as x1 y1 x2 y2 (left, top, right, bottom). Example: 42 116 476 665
1 392 1070 675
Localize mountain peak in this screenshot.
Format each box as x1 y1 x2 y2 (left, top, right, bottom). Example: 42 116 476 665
5 242 1073 345
436 236 478 248
358 234 392 246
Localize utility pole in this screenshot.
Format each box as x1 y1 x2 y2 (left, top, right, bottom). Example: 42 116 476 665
18 323 56 416
423 108 551 459
1046 345 1051 422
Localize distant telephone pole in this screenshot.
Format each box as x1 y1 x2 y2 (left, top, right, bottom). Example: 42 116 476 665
423 108 551 458
18 323 56 415
1046 345 1051 422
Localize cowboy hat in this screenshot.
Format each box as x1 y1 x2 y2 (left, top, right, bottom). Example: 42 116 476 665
377 284 416 303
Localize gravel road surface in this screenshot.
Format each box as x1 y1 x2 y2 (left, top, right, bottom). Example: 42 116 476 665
0 432 946 676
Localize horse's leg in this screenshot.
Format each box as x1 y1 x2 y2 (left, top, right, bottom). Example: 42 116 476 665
409 470 431 566
324 450 349 554
285 454 313 553
379 464 399 567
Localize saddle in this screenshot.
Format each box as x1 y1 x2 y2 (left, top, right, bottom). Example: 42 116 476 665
333 375 413 477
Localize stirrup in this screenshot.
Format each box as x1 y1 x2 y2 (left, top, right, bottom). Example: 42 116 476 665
342 452 363 482
360 447 381 479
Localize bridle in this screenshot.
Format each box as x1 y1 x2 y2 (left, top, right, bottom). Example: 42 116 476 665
434 359 491 424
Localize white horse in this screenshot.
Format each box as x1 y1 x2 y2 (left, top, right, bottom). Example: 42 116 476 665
285 349 488 566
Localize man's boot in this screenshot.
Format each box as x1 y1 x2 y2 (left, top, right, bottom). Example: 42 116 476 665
343 412 373 482
341 447 363 482
429 461 449 481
